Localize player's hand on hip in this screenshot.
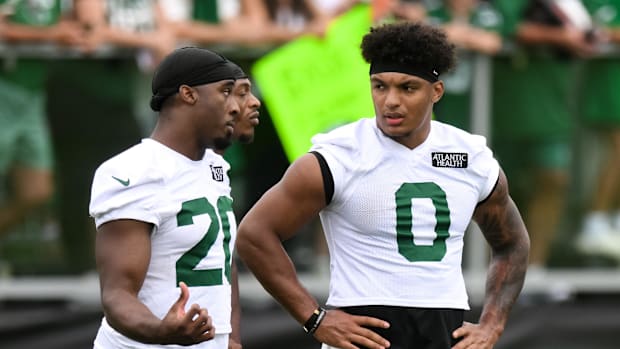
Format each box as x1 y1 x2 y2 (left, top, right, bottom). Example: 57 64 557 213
314 309 391 349
159 281 216 345
451 321 500 349
228 338 242 349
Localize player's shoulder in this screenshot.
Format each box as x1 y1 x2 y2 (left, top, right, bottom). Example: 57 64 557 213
93 139 168 188
309 118 382 173
89 140 170 226
97 140 156 172
430 120 490 153
311 117 376 151
429 121 498 184
203 148 230 168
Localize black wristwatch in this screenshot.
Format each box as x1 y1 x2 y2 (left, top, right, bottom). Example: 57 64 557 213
302 307 327 334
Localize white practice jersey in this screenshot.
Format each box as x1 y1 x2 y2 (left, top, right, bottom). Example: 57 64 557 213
310 118 499 310
89 139 235 348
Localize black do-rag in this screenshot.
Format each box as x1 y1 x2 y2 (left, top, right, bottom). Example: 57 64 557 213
150 47 238 111
226 61 248 80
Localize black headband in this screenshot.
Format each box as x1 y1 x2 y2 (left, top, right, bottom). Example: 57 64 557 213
369 61 439 82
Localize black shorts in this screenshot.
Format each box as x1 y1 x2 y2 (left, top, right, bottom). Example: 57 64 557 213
339 305 464 349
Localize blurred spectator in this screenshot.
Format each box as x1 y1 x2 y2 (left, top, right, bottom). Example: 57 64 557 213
43 0 157 273
257 0 327 30
389 0 427 22
160 0 257 46
426 0 502 131
166 0 332 48
432 0 502 55
312 0 363 17
492 0 597 273
0 1 84 248
241 0 332 42
575 0 620 260
75 0 176 70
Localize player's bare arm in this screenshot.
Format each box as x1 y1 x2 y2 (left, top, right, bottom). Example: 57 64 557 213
452 169 530 349
0 7 86 47
229 260 242 349
97 219 215 345
237 153 390 349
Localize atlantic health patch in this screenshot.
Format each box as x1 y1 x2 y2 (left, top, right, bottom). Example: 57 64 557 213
431 152 468 168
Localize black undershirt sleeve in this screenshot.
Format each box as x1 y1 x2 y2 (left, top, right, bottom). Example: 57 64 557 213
309 151 334 206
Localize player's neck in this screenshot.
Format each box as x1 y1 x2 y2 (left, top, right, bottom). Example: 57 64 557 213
150 123 206 161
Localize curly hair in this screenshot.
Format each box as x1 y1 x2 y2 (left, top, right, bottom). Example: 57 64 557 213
361 21 456 77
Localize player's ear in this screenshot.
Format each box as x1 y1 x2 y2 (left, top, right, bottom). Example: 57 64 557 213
178 84 198 105
431 80 444 104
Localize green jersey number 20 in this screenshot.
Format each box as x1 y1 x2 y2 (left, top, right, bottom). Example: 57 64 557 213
175 196 233 287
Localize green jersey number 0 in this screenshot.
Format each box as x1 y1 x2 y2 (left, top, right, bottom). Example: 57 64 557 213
175 196 234 287
396 182 450 262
